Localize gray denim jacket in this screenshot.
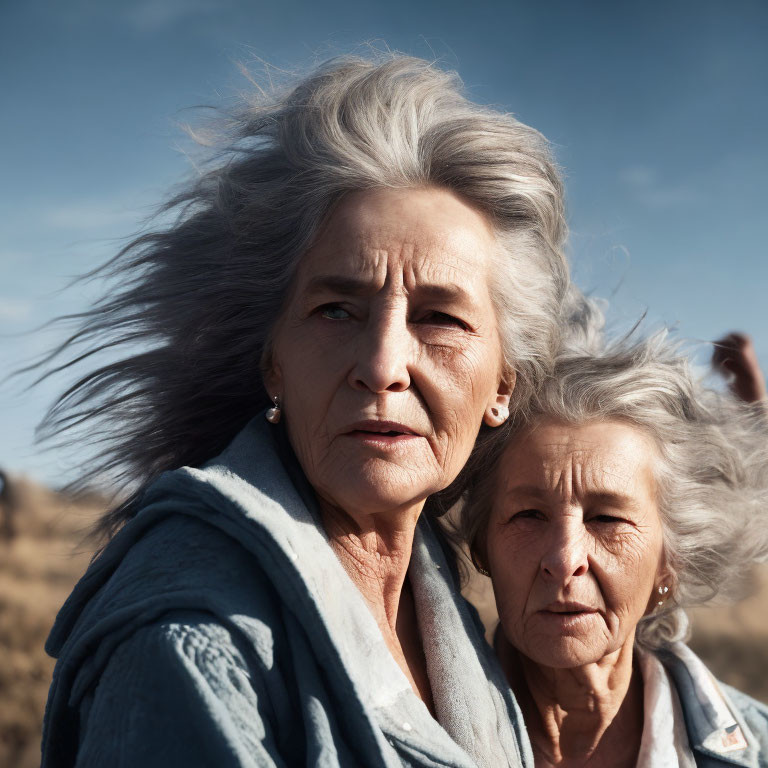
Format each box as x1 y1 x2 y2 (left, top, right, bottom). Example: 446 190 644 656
41 417 531 768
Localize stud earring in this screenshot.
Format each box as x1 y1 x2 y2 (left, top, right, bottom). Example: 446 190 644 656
489 405 509 425
656 584 669 607
265 395 282 424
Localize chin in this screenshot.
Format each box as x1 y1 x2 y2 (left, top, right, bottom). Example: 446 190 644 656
329 465 435 516
523 638 608 669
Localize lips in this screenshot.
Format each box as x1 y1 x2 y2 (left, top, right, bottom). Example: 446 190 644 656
343 420 420 437
541 601 598 615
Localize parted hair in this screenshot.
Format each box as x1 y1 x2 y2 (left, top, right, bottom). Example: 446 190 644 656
37 53 570 539
457 331 768 649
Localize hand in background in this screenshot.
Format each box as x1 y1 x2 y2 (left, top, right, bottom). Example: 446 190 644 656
712 332 768 403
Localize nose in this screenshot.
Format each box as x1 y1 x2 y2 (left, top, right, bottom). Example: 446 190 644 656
540 516 589 584
348 310 411 393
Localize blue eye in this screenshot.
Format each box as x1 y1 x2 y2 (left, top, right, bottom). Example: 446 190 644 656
318 304 350 320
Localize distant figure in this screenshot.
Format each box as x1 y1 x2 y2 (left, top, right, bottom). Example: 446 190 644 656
712 332 767 403
0 469 17 543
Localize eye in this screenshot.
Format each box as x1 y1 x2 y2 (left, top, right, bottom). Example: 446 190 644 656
511 509 545 522
417 311 469 330
317 304 351 320
589 514 625 525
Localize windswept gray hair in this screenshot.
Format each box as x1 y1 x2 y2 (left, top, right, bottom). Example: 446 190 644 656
457 332 768 650
36 53 570 539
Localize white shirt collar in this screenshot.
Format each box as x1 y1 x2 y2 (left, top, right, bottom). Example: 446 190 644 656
636 645 698 768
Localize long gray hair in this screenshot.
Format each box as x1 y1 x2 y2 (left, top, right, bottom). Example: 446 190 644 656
457 331 768 649
37 53 571 539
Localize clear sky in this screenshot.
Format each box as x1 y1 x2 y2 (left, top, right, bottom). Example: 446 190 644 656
1 0 766 486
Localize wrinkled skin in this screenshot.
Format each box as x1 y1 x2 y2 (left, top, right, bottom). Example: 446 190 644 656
486 420 671 765
266 186 513 710
267 186 512 521
487 419 668 669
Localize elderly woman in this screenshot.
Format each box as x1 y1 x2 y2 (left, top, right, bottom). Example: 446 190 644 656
459 334 768 767
40 55 569 767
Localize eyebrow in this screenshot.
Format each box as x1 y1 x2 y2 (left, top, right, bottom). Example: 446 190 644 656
585 491 637 509
304 275 375 296
304 274 475 305
504 484 637 509
503 484 551 503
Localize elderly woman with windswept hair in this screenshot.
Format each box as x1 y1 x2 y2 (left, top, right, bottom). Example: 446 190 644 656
41 54 570 767
458 333 768 767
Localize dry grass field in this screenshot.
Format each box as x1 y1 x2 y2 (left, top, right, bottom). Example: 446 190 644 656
1 477 766 767
0 478 97 768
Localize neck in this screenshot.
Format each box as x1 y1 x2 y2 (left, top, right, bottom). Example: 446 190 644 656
321 498 435 715
320 499 424 633
497 634 643 767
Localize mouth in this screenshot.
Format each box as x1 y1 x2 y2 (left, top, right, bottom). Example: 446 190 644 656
343 420 420 438
541 602 598 616
341 420 422 448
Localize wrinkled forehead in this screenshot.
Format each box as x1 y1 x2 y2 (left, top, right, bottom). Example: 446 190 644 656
496 419 660 503
299 187 498 288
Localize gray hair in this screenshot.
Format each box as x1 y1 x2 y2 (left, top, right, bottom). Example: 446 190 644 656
35 53 570 539
457 331 768 649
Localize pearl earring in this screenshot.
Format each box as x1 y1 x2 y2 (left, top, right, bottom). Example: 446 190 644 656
490 405 509 424
265 395 282 424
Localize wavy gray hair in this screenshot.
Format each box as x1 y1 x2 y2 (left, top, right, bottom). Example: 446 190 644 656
36 53 570 539
457 332 768 649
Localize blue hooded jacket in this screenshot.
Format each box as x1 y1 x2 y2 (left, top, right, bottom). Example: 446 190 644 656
41 417 532 767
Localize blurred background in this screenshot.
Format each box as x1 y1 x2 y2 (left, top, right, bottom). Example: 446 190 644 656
1 1 766 765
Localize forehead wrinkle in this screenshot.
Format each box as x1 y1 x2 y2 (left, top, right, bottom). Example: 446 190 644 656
300 241 391 293
541 449 575 505
536 443 641 507
503 421 660 515
306 235 491 308
357 216 493 283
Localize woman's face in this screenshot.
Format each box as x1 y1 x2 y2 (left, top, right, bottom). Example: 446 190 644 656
267 186 511 518
486 420 666 669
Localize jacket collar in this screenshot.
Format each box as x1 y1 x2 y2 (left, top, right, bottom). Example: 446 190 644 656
659 643 760 768
190 416 530 767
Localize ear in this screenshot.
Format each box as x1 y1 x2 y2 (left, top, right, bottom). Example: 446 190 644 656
645 563 675 615
472 540 491 577
483 371 516 428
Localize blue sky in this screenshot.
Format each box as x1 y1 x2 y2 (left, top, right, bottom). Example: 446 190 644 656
1 0 766 486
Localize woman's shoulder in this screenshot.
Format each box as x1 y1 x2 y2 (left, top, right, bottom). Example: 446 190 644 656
43 523 300 766
97 609 267 676
53 513 275 634
657 643 768 762
94 608 286 689
721 682 768 717
720 682 768 740
43 609 301 768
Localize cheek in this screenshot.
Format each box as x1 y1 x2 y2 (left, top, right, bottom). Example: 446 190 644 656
271 331 346 478
275 327 341 416
594 529 664 621
486 528 538 616
420 341 501 442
